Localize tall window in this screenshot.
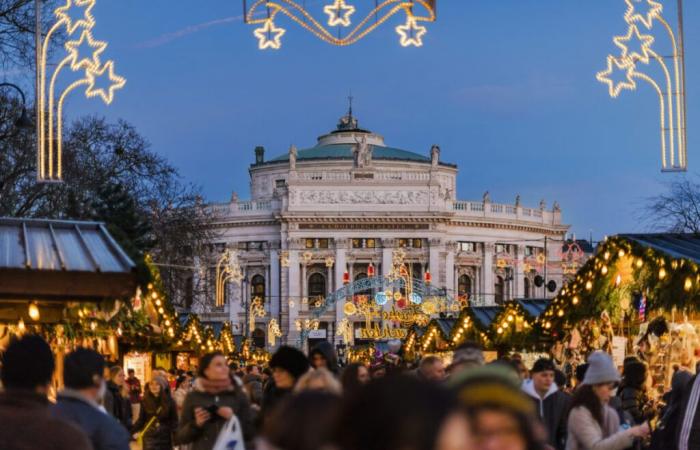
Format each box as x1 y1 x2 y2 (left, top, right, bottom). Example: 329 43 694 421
251 275 265 300
524 277 531 299
458 275 472 300
495 276 505 305
308 273 326 298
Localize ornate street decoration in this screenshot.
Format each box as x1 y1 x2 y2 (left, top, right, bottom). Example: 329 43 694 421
37 0 126 181
243 0 437 50
336 318 354 344
302 250 314 265
215 250 243 306
325 256 335 268
267 319 282 346
596 0 688 171
249 297 266 334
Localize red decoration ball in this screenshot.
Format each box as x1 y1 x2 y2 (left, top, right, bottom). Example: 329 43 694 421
397 298 407 309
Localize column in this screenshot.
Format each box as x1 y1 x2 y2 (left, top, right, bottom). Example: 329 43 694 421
483 243 494 305
429 239 441 289
334 246 347 344
382 247 393 278
327 264 334 296
287 251 300 344
445 248 455 297
270 249 280 321
515 245 525 299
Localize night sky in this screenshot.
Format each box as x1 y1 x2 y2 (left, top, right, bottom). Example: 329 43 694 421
32 0 700 239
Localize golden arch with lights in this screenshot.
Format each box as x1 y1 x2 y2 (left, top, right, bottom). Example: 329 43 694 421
37 0 126 182
243 0 437 49
596 0 688 172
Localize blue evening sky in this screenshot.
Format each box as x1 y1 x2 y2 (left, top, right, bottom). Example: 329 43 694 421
54 0 699 239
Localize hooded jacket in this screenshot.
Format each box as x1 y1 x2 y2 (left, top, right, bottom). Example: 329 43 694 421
309 341 339 374
523 379 571 450
133 390 178 450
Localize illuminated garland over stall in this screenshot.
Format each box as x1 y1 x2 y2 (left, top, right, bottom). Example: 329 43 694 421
538 235 700 337
244 0 437 50
596 0 688 172
37 0 126 181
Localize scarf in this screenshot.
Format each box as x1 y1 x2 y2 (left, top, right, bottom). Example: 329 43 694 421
196 377 234 395
679 375 700 450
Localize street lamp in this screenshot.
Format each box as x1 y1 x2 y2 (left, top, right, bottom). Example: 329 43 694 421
0 83 33 140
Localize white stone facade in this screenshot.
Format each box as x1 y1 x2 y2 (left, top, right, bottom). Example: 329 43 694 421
192 114 569 346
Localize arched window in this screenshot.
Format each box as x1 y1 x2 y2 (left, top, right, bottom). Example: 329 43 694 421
495 276 505 305
524 277 531 299
251 275 265 300
308 273 326 298
458 274 472 300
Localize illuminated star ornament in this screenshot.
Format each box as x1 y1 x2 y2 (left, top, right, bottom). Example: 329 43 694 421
596 0 688 172
324 0 355 27
243 0 437 49
37 0 126 182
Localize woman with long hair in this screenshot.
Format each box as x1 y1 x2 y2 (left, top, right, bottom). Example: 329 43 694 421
567 352 649 450
340 363 370 397
106 366 132 430
133 379 178 450
294 368 342 395
176 352 253 450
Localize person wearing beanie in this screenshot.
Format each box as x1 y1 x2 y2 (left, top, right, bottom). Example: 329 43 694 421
522 358 571 450
261 346 310 424
51 347 131 450
447 341 485 378
0 335 92 450
567 351 649 450
452 364 548 450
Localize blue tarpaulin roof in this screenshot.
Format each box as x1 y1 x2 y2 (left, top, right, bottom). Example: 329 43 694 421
471 306 503 328
514 299 550 318
619 234 700 263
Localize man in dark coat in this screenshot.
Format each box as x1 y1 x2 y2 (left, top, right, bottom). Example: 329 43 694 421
309 340 339 374
522 358 571 450
51 348 130 450
0 334 92 450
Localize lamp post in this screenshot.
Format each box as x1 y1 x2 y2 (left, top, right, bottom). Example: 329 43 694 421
0 83 33 140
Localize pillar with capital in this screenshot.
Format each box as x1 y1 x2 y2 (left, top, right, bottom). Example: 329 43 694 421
270 248 280 321
334 240 347 344
515 245 525 298
483 243 495 305
429 238 442 288
445 242 455 297
287 250 301 344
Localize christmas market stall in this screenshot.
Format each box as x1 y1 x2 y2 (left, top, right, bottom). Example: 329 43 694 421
538 233 700 390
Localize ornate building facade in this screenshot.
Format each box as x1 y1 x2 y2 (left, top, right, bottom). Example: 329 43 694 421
192 111 569 346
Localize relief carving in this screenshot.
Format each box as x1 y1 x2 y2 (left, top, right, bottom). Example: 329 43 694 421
297 190 428 205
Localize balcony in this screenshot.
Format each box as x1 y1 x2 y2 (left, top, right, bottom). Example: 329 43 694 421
452 201 560 225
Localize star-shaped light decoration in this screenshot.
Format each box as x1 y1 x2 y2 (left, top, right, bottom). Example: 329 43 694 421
596 55 637 98
624 0 663 30
65 30 107 71
254 19 286 50
324 0 355 27
613 24 655 64
396 15 427 47
54 0 96 36
85 61 126 104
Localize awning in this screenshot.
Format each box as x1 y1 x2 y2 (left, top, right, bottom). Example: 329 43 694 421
514 299 550 319
0 217 137 303
619 233 700 263
471 306 503 328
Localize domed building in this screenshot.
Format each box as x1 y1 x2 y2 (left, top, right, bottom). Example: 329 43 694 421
193 109 569 346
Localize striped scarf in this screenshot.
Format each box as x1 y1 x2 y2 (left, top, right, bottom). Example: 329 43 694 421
679 375 700 450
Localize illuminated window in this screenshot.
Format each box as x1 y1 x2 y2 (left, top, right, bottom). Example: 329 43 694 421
251 275 265 299
305 239 314 249
366 239 376 248
318 238 329 249
352 239 362 249
352 238 377 249
398 239 408 248
459 242 476 252
458 275 472 298
413 239 423 249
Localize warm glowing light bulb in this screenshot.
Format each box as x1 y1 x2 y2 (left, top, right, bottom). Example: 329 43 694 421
508 314 514 322
636 259 643 268
586 281 593 291
28 303 40 321
618 249 626 258
604 251 610 260
557 309 564 317
685 278 693 291
572 296 579 305
601 266 609 275
615 274 622 286
18 318 26 332
659 268 667 279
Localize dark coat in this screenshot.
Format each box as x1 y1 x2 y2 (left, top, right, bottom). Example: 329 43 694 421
243 373 263 406
105 381 132 431
133 392 178 450
175 378 254 450
260 381 291 426
0 390 93 450
523 381 571 450
309 341 339 374
619 385 650 425
51 390 131 450
672 373 700 450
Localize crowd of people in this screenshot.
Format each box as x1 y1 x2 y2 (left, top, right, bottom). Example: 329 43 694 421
2 334 700 450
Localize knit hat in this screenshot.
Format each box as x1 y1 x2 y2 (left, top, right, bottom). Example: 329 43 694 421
582 351 620 385
531 358 556 373
450 343 485 368
270 346 310 379
451 365 535 417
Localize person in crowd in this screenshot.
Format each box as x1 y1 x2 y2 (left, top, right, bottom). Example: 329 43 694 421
176 352 253 450
673 367 700 450
338 375 471 450
554 369 568 391
126 368 142 423
522 358 571 450
417 355 447 382
447 341 485 378
132 379 178 450
295 367 343 395
0 335 92 450
512 358 530 381
648 369 692 449
106 366 132 430
340 363 370 397
309 340 340 375
575 363 589 387
567 351 649 450
259 391 342 450
243 365 264 408
51 347 131 450
618 359 652 425
452 364 547 450
261 367 272 387
369 362 387 379
173 372 193 417
261 345 311 422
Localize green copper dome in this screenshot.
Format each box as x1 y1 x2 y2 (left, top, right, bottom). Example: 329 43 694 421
268 144 430 163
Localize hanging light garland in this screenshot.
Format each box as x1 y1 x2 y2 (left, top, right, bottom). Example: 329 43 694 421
596 0 688 172
244 0 437 50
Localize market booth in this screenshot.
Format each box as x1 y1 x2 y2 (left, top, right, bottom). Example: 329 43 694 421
539 233 700 391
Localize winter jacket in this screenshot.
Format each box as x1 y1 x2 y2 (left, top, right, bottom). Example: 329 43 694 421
105 381 132 431
133 393 178 450
126 376 142 404
0 389 93 450
175 377 253 450
51 389 131 450
522 379 571 450
673 374 700 450
260 381 292 426
243 373 263 406
618 385 650 425
566 405 635 450
309 341 340 374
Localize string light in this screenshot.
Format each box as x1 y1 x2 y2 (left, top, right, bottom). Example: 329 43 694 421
28 303 40 321
624 0 662 30
659 267 667 279
254 19 286 50
324 0 355 27
396 13 427 47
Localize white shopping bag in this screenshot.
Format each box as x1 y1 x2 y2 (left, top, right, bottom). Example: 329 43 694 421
213 415 246 450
